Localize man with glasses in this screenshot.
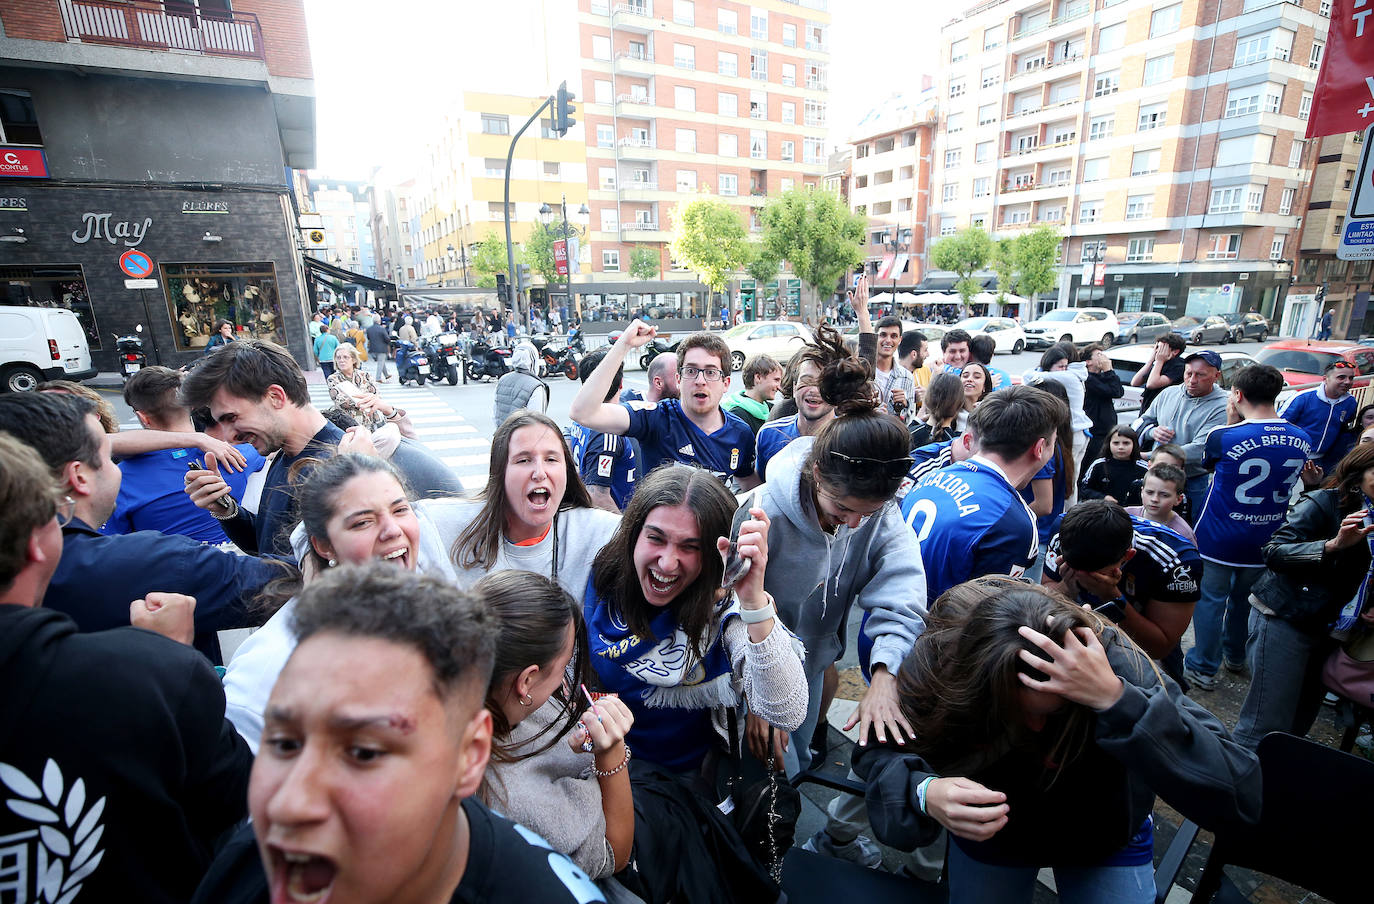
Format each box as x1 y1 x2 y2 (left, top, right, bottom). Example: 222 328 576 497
1279 358 1359 473
571 321 759 488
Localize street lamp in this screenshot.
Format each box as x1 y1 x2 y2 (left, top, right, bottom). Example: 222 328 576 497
539 198 585 329
446 244 455 287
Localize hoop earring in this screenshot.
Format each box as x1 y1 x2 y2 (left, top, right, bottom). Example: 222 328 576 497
518 694 533 706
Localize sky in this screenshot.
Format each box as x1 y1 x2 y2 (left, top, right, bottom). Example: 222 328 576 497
302 0 942 179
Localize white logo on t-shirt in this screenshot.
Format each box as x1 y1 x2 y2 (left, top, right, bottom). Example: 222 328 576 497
679 444 695 457
0 758 107 902
597 454 614 478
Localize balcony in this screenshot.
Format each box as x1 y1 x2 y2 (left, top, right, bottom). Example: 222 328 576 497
58 0 265 61
620 181 660 199
616 136 657 160
613 50 656 73
616 93 653 107
621 221 668 242
611 1 654 31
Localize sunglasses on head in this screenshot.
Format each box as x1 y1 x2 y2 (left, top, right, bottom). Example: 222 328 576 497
827 449 913 479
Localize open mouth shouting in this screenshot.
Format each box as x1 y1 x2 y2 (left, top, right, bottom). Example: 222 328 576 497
269 848 337 904
643 566 682 601
526 486 553 513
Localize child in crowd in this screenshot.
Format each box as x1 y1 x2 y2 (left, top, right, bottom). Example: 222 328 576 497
1079 424 1148 506
1127 464 1195 543
1147 443 1191 523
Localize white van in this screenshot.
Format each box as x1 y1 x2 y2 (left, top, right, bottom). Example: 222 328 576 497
0 305 97 392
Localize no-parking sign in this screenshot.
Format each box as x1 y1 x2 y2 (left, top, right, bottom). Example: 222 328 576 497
119 249 154 279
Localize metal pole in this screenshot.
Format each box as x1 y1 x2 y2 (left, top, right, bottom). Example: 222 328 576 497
562 194 572 330
504 95 556 333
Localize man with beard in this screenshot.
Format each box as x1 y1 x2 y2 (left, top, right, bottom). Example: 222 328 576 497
755 326 851 480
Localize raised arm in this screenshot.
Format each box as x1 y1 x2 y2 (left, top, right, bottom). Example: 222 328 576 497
569 321 656 434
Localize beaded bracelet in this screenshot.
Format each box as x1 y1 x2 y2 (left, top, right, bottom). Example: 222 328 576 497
592 743 631 777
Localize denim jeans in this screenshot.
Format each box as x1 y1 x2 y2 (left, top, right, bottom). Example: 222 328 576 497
1233 607 1333 748
1184 563 1263 678
947 838 1155 904
1184 474 1210 525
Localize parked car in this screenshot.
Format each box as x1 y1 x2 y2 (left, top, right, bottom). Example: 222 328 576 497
1109 345 1259 412
1171 315 1232 345
1255 340 1374 389
840 320 944 345
1216 311 1271 343
1021 307 1120 349
0 305 97 393
953 317 1026 354
721 320 815 371
1114 311 1173 346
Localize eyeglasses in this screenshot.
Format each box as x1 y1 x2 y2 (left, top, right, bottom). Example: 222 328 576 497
55 495 75 529
681 365 725 382
827 450 913 479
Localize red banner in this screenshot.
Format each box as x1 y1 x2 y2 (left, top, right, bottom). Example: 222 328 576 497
1307 0 1374 138
554 238 569 277
0 147 47 178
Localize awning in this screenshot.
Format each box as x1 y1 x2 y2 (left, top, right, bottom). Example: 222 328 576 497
302 255 396 292
914 276 958 292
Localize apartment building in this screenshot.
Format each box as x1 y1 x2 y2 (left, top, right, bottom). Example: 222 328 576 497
1289 131 1368 339
303 178 376 277
932 0 1329 323
369 169 416 288
847 90 939 294
0 0 316 371
408 92 588 291
576 0 832 322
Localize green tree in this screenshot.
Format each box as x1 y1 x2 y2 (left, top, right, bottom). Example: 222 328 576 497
990 238 1017 303
746 243 779 284
930 227 994 308
1013 225 1062 301
758 186 865 320
470 232 511 288
522 221 563 286
669 195 751 294
629 244 661 281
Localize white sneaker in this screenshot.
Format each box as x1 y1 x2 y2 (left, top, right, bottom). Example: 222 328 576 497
801 829 884 870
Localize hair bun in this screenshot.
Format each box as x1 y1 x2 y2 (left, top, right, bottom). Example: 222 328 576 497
819 355 878 411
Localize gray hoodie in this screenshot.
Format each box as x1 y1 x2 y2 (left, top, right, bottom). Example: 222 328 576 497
1136 383 1229 478
758 437 927 679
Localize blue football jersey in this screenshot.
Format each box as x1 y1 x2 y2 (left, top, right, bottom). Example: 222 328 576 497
899 457 1038 601
1194 418 1312 567
1046 515 1202 611
895 441 953 501
755 415 801 481
622 398 756 481
570 424 637 510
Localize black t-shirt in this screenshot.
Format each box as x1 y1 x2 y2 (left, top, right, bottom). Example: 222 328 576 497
1139 356 1185 415
452 797 606 903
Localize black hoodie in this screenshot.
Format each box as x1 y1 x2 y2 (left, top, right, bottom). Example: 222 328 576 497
0 605 252 903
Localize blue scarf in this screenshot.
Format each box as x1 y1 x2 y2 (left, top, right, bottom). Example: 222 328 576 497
1333 493 1374 638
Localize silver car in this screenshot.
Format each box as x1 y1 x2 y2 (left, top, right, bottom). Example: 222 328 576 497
1114 311 1172 346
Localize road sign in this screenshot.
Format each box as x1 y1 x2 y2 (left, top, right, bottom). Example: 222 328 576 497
1307 0 1374 139
124 278 158 289
118 249 154 279
1341 125 1374 260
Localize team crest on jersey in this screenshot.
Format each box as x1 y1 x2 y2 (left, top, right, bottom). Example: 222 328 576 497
730 448 740 470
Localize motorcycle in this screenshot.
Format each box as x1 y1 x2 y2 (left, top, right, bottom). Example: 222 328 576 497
114 325 148 383
639 335 681 371
566 326 586 357
422 332 462 385
535 335 580 380
464 336 512 382
394 339 432 386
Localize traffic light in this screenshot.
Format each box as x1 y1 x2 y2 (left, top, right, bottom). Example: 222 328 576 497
495 273 509 305
1316 282 1328 306
554 81 577 137
517 263 531 290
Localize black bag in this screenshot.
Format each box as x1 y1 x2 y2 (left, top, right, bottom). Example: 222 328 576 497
727 709 802 883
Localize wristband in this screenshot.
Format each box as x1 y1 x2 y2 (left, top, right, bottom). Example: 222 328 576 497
916 776 934 815
737 592 776 624
591 743 631 777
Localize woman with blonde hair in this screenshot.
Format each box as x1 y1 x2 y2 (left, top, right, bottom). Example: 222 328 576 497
327 342 412 434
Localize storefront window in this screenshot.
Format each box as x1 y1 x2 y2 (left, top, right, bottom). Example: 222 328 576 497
0 265 101 350
1118 287 1144 312
161 261 283 352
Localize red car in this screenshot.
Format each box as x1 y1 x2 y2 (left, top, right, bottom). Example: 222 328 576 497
1254 340 1374 388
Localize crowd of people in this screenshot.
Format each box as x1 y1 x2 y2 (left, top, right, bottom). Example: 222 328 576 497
1 273 1369 904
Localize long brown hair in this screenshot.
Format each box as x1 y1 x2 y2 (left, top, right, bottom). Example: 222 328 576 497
1028 380 1077 492
1325 442 1374 512
590 466 734 661
451 412 593 569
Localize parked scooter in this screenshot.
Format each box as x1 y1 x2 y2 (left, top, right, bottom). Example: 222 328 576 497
422 332 462 385
114 325 148 383
566 325 586 357
394 339 432 386
464 336 512 382
536 334 580 380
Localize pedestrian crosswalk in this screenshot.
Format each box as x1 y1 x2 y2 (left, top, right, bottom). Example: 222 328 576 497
306 383 489 493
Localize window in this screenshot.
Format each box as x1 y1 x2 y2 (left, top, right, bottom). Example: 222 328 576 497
677 170 698 192
1126 193 1153 219
674 0 694 25
719 133 738 156
781 63 796 87
1127 238 1155 262
750 90 766 119
1093 70 1120 97
1280 187 1295 214
1209 186 1245 213
675 128 696 152
975 141 993 163
984 28 1001 50
600 209 619 232
481 113 510 135
1079 200 1102 223
805 60 827 90
943 183 958 202
945 148 962 168
751 8 767 40
940 223 958 236
982 65 1001 89
674 86 696 111
1131 148 1161 175
627 40 647 59
1049 125 1075 145
973 177 991 197
1082 157 1109 181
591 35 611 60
947 112 965 133
1335 215 1346 236
804 99 826 126
1206 234 1240 260
979 103 997 126
1225 85 1280 117
1143 54 1173 85
674 43 695 69
1089 115 1114 140
1006 207 1031 225
804 138 823 164
1300 92 1313 120
1321 0 1333 14
1080 239 1106 262
781 101 795 123
544 161 560 176
718 52 738 76
951 37 969 62
783 23 797 47
1137 102 1167 131
720 174 738 196
781 177 794 192
1247 186 1264 211
1270 236 1286 260
719 8 738 34
594 80 613 104
489 201 514 220
599 167 616 189
596 124 615 148
719 92 739 117
1310 40 1324 69
1049 80 1079 105
971 215 987 229
1289 139 1305 168
950 79 966 98
1217 134 1273 166
603 250 620 271
1150 4 1182 38
781 140 795 161
750 130 766 159
751 49 768 80
484 157 506 177
1098 23 1125 52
